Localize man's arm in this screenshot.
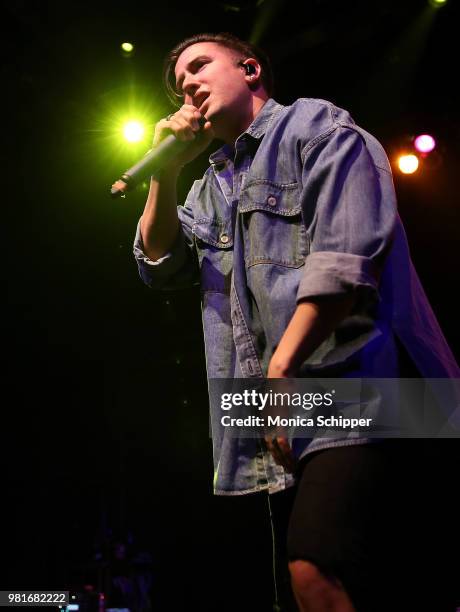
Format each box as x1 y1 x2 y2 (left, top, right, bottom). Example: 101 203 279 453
265 125 396 469
268 294 356 378
140 169 182 262
137 105 214 261
265 294 356 472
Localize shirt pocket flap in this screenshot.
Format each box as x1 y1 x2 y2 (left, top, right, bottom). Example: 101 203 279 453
192 219 234 249
239 181 300 216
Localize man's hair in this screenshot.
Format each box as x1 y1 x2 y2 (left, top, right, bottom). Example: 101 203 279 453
163 32 274 107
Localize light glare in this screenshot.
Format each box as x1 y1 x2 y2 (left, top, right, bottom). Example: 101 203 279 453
123 121 145 143
121 42 134 53
398 154 419 174
414 134 436 153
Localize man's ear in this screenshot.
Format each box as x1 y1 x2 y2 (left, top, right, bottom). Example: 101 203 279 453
238 59 260 79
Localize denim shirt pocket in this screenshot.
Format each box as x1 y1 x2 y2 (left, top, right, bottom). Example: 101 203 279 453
238 180 309 268
192 218 234 294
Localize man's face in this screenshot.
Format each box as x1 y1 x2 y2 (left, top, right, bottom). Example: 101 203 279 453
174 42 251 127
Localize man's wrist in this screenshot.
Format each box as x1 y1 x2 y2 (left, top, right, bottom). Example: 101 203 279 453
268 352 298 378
150 167 181 182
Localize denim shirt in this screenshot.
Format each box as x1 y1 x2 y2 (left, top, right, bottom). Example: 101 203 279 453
134 98 460 495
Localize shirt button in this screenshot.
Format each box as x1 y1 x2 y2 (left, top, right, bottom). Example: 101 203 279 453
267 196 277 206
220 234 229 244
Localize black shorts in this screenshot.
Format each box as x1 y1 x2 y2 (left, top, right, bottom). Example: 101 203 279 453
271 440 458 611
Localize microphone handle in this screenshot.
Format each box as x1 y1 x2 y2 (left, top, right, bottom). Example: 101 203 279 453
110 117 206 199
110 136 187 198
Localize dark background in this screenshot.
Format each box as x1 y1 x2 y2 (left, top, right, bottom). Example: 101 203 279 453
4 0 459 609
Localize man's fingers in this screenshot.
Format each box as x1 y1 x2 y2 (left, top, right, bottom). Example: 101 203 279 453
151 104 214 168
166 114 196 141
168 107 203 133
264 435 284 466
154 106 205 145
275 437 297 472
264 435 297 473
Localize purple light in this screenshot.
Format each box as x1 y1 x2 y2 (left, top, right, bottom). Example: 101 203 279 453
414 134 436 153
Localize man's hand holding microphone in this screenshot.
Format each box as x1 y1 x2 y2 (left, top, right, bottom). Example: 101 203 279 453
111 105 214 197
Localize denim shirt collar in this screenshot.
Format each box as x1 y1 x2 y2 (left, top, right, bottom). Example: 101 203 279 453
208 98 284 166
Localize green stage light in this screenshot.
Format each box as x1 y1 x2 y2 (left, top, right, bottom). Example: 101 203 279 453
123 120 145 143
429 0 447 7
121 42 134 53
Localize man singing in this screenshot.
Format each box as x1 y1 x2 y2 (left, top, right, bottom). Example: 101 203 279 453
132 32 459 611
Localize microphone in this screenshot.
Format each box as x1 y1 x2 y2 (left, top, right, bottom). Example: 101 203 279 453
110 117 206 198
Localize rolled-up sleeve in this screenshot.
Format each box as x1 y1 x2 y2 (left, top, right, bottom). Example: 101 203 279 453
297 125 396 303
133 180 201 290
